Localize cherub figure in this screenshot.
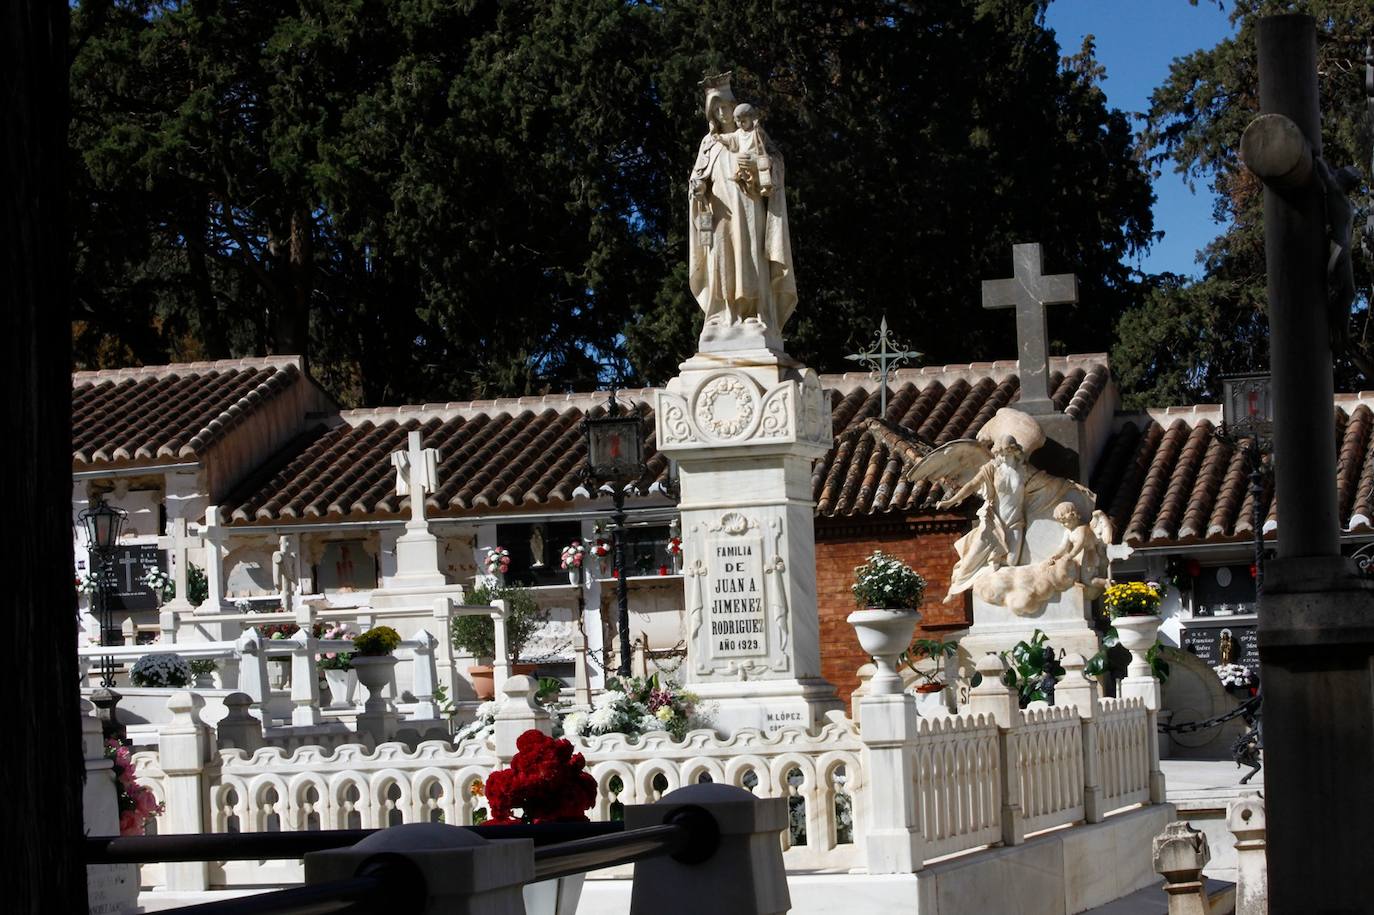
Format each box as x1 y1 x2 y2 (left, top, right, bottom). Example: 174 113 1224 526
1047 501 1112 598
721 103 774 196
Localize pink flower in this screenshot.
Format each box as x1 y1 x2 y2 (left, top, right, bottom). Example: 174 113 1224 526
119 810 140 836
135 788 161 815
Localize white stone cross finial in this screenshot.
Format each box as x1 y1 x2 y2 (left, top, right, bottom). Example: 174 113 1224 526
390 430 440 525
157 515 201 608
981 243 1078 414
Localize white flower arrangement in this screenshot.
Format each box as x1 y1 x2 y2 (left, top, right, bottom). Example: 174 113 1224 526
76 572 99 595
851 550 926 610
560 540 586 570
130 652 194 688
453 699 502 744
1214 663 1254 688
561 710 589 737
484 547 511 576
141 567 172 596
564 676 705 741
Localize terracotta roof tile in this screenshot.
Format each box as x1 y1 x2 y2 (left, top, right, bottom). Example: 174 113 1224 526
72 357 305 468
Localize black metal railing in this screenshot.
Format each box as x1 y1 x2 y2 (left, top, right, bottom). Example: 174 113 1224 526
84 807 719 915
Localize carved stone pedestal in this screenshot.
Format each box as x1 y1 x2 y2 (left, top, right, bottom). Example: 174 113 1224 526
658 351 841 735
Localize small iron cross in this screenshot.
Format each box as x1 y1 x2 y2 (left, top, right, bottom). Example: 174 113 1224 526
981 243 1078 414
846 316 923 416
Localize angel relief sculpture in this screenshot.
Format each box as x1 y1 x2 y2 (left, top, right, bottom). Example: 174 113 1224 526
905 408 1112 616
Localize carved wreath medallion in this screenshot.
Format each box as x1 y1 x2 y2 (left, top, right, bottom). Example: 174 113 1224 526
693 374 757 440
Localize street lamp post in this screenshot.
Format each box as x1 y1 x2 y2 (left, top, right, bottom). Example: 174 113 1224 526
583 389 646 678
79 498 127 688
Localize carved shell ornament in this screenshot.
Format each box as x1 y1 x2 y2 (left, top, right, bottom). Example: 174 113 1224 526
694 374 756 439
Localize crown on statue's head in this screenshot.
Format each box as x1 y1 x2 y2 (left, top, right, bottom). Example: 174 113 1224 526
700 71 733 92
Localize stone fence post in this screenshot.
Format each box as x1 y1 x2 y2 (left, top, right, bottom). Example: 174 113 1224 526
857 690 925 874
1153 821 1212 915
216 692 264 752
81 699 140 912
491 599 511 697
160 691 213 891
431 596 458 704
289 627 323 726
235 629 269 715
966 653 1024 846
493 675 553 764
1058 652 1105 823
408 628 441 720
1121 662 1168 803
1228 793 1267 915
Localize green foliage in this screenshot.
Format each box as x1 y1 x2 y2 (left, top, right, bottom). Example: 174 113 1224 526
69 1 1155 400
352 625 401 656
852 550 926 610
1116 0 1374 406
1000 629 1065 708
452 586 550 663
188 659 217 677
187 563 208 606
899 638 960 686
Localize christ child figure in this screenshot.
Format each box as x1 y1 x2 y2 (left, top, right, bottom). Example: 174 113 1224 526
1049 501 1109 595
723 102 774 196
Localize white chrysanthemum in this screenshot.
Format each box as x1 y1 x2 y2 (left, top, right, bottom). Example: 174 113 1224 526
655 705 676 723
475 700 499 722
588 706 619 733
562 711 588 736
639 714 666 732
593 690 625 709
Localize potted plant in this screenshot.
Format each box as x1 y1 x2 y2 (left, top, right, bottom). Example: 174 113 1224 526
453 586 550 700
1102 580 1164 679
350 625 402 710
846 550 926 696
188 658 217 688
317 624 356 708
130 652 194 689
483 546 511 584
485 729 597 915
1000 630 1066 708
900 637 960 694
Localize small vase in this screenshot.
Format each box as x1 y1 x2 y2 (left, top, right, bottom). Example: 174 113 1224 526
194 671 215 688
567 567 582 588
1114 613 1162 679
351 655 398 713
325 668 357 708
847 608 921 696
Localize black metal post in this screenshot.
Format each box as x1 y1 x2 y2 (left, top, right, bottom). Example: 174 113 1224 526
1249 439 1264 602
92 544 116 687
1245 14 1374 909
613 485 631 678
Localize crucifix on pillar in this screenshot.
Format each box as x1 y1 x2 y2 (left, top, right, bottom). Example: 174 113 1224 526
391 430 439 527
981 243 1078 414
157 515 200 610
845 315 922 416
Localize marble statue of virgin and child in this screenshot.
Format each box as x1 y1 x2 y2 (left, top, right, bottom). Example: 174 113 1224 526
688 73 797 355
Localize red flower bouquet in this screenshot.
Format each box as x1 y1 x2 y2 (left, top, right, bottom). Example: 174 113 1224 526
484 729 598 825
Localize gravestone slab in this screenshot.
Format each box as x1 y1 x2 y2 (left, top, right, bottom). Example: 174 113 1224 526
1180 615 1260 670
106 543 164 612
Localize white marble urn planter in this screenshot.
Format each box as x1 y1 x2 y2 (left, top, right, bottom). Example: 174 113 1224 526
350 656 398 712
324 669 358 708
847 608 921 696
1114 613 1162 678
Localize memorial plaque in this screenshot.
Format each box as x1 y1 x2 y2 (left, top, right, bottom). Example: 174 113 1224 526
87 862 139 914
1181 619 1260 670
105 544 164 612
706 528 767 661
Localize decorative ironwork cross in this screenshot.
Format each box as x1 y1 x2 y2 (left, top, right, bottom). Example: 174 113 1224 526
981 243 1078 414
846 316 923 416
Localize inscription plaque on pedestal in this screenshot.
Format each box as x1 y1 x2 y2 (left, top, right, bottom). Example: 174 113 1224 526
1180 616 1260 669
107 544 164 612
707 535 767 660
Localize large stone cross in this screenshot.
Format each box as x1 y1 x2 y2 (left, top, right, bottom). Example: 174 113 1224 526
391 430 440 526
981 243 1078 414
158 515 200 608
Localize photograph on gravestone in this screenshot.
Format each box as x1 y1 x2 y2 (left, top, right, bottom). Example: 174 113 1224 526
106 544 164 612
316 540 377 592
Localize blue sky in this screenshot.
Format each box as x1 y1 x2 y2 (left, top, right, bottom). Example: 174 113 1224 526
1044 0 1237 278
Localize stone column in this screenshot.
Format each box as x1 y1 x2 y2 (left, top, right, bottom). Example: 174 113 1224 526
966 653 1024 846
857 692 925 873
408 628 441 720
1228 793 1267 915
430 597 458 703
288 627 323 726
81 700 139 913
160 692 212 891
656 353 840 735
493 675 554 764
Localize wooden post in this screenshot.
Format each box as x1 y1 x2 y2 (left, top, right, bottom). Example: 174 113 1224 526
1244 14 1374 910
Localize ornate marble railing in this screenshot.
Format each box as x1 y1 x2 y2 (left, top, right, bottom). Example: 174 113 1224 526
1015 705 1086 836
911 714 1002 860
1095 696 1152 811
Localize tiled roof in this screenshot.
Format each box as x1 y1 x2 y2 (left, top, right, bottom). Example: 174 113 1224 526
1090 394 1374 547
224 391 671 523
72 357 306 468
223 356 1112 525
813 357 1112 517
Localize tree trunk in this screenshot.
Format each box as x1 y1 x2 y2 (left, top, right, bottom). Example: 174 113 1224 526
2 1 88 911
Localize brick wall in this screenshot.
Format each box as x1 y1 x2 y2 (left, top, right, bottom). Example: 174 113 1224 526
815 514 973 709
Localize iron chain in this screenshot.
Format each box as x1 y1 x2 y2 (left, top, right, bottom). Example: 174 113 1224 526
1158 692 1261 734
